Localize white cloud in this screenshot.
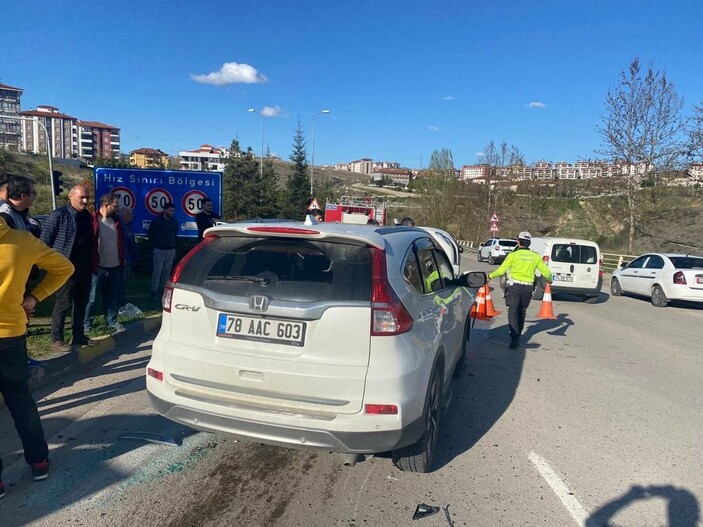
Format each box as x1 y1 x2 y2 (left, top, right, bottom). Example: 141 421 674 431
526 101 546 109
442 96 457 101
475 152 485 157
261 105 283 117
190 62 267 85
428 125 441 131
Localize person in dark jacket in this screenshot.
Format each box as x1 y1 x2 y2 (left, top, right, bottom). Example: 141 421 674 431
195 197 220 242
83 193 125 334
40 185 96 350
147 202 178 300
0 175 41 238
116 206 139 308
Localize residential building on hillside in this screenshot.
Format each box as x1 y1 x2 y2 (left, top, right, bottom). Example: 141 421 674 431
0 83 23 151
21 105 78 159
130 147 169 168
460 164 490 181
349 158 373 175
76 120 120 160
371 168 412 186
689 164 703 179
179 144 230 171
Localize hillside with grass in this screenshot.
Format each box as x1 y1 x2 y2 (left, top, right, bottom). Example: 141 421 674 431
2 150 702 254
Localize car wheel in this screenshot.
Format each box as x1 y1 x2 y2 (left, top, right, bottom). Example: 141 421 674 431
651 285 669 307
393 368 442 473
610 277 622 296
488 255 495 265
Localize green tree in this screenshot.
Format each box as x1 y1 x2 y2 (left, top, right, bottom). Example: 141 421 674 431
415 148 458 230
222 140 260 221
597 58 685 252
282 120 310 219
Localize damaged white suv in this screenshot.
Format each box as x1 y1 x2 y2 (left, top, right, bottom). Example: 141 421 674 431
146 222 486 472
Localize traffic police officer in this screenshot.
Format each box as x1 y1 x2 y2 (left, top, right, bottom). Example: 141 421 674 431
487 231 552 348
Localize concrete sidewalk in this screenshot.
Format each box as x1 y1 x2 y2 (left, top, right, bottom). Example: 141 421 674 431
0 315 162 408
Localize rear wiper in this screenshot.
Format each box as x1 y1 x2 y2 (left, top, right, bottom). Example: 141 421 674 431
206 275 270 284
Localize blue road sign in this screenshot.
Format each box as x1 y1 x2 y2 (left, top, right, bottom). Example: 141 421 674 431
94 168 223 237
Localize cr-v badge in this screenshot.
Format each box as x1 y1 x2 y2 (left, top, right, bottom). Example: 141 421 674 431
250 295 270 312
174 304 201 312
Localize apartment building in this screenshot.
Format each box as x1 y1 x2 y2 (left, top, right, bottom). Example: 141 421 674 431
371 168 412 186
76 120 120 160
460 164 490 181
0 83 23 151
21 105 78 159
179 144 230 171
130 147 169 168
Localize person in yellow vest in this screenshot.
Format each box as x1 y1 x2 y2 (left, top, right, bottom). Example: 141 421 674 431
487 231 552 349
0 217 74 495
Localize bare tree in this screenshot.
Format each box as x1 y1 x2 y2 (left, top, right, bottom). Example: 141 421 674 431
686 103 703 172
415 148 458 230
597 58 685 253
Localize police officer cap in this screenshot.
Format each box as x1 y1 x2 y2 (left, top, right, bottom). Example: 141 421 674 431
518 231 532 241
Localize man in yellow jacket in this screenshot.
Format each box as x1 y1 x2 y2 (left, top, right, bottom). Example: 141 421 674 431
0 216 74 497
488 231 552 349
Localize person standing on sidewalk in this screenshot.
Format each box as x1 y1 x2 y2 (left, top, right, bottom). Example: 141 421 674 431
147 202 178 300
195 197 220 242
116 206 138 308
84 194 125 334
40 185 96 351
0 216 74 496
0 175 41 238
487 231 553 349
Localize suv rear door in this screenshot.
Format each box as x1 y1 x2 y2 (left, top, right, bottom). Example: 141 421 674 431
164 234 374 415
549 243 600 287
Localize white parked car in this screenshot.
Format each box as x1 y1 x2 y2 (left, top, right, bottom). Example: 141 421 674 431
477 238 518 265
610 253 703 307
146 221 486 472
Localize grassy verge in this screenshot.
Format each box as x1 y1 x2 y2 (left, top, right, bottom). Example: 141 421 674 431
27 266 162 360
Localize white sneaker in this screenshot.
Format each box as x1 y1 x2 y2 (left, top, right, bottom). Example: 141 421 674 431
111 322 126 334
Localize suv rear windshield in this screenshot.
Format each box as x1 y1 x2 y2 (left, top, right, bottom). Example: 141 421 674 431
551 244 598 264
177 236 372 302
498 240 518 248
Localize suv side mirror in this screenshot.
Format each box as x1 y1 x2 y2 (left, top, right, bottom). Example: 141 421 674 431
454 271 487 288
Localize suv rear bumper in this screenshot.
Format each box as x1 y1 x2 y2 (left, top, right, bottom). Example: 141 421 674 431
550 276 603 297
148 392 424 454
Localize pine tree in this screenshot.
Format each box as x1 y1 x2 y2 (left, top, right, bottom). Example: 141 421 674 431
282 119 310 219
223 140 260 221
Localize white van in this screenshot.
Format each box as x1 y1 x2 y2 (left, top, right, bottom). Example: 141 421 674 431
529 237 603 303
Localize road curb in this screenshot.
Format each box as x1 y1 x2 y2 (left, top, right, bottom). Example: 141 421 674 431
0 314 162 408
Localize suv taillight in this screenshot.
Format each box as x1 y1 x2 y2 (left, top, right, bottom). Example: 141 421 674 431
494 246 500 251
543 255 550 263
673 271 687 285
163 235 217 313
370 248 413 336
598 258 603 278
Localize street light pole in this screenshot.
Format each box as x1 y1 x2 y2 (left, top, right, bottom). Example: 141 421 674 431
247 108 264 179
310 109 330 197
0 114 56 210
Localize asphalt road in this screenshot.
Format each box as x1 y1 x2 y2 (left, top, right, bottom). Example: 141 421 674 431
1 260 701 527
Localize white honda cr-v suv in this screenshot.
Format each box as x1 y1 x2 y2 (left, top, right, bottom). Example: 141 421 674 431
146 222 486 472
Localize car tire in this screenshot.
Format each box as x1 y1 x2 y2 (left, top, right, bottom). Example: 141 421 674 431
651 285 669 307
393 368 442 473
488 255 495 265
610 277 622 296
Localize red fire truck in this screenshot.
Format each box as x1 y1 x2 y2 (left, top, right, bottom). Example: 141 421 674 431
324 196 387 225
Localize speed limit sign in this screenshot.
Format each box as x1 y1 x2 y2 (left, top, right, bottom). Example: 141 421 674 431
182 190 208 217
111 186 136 210
145 188 174 215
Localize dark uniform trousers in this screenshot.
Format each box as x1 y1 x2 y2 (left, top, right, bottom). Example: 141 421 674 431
0 335 49 475
505 283 534 340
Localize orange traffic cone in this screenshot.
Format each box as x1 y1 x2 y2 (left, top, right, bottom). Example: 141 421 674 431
470 285 487 320
484 284 501 318
537 282 557 320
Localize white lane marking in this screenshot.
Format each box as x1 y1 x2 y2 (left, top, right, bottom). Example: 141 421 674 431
528 451 589 526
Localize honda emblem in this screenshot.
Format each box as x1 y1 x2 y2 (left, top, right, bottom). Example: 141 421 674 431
250 295 270 312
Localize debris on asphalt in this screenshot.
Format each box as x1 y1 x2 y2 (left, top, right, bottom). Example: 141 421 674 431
412 503 440 520
443 504 455 527
119 432 179 446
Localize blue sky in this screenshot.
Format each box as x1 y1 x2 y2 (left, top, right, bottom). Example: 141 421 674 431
2 0 701 169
